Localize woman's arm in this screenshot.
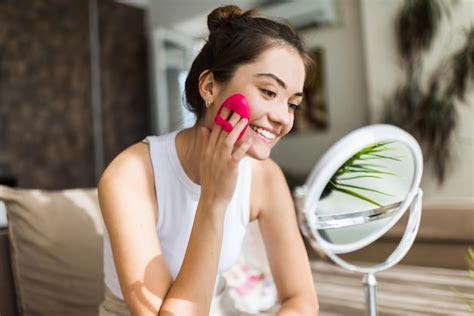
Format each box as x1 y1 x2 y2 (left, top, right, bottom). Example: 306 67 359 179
99 112 251 315
100 160 227 315
252 159 319 315
99 142 172 315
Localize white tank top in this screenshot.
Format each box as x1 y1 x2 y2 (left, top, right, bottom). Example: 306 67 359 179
103 130 252 300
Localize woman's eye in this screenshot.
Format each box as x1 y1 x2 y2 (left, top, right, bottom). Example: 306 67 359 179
260 89 276 98
288 103 300 111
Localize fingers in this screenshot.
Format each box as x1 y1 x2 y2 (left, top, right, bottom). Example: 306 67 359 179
221 117 248 157
210 106 250 160
225 109 241 128
209 107 231 148
219 107 232 121
217 110 242 144
232 137 252 162
208 123 222 151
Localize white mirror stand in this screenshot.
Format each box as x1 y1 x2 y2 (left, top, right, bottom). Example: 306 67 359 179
296 124 424 316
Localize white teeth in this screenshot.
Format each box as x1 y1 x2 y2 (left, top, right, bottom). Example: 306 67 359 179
250 125 276 140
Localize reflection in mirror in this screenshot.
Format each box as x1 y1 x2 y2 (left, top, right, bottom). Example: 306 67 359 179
315 140 414 246
337 208 412 266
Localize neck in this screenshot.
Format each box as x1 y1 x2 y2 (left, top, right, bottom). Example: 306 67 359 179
176 124 205 185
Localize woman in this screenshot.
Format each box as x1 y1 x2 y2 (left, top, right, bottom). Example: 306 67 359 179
98 4 319 316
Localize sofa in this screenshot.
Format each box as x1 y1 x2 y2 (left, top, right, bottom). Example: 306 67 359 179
0 184 473 316
0 185 279 316
0 185 105 316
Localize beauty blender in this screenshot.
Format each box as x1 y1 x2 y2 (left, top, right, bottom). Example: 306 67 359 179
214 93 251 142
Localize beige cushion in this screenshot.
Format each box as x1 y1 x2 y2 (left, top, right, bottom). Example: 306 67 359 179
0 185 105 315
385 200 474 242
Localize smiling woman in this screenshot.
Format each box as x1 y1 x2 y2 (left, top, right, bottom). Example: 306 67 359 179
195 46 306 160
98 4 319 316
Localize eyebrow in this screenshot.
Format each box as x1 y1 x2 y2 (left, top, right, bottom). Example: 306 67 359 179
254 73 304 97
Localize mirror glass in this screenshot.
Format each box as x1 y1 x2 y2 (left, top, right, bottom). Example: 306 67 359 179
314 140 414 246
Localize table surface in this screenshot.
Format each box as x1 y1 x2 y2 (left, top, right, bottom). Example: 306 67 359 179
312 259 474 315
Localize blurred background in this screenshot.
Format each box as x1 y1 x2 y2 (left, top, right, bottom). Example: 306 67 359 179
0 0 471 202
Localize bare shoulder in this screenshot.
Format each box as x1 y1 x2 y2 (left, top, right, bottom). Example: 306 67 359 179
250 158 290 221
100 141 151 183
98 141 157 220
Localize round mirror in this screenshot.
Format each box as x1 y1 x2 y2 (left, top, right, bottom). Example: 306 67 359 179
315 139 414 248
295 124 424 315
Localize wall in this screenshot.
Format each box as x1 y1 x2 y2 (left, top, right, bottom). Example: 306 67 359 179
99 1 150 166
271 0 370 176
361 0 474 203
0 0 149 189
147 0 260 30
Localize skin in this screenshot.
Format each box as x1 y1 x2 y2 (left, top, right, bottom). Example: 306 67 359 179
98 45 319 315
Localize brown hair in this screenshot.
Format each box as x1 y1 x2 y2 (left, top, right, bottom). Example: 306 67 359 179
184 4 313 121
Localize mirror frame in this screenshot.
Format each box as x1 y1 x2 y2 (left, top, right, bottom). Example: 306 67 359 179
300 124 423 254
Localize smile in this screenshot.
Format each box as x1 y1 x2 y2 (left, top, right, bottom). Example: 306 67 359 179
249 124 276 142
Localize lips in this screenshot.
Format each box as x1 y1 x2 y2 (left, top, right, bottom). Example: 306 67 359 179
249 124 277 142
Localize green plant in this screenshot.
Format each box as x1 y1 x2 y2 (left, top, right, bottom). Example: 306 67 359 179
448 27 474 101
384 79 457 183
321 141 400 207
451 248 474 314
384 0 473 185
395 0 444 67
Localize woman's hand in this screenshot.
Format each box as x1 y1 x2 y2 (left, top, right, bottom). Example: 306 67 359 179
199 107 252 211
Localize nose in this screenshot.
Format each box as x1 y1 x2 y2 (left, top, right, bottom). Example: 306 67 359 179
268 101 292 126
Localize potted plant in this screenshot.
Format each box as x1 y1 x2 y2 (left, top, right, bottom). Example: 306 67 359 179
383 0 473 184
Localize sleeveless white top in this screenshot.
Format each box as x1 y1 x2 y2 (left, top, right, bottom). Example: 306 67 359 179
103 130 252 300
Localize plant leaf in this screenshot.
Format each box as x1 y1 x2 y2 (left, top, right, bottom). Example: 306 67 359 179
331 185 383 207
337 175 383 181
334 182 395 196
362 154 403 161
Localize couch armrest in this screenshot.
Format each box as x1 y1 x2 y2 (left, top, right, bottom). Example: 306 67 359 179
386 202 474 242
342 201 474 269
0 227 18 316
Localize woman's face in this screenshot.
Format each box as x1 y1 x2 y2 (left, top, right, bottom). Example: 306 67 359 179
206 45 306 160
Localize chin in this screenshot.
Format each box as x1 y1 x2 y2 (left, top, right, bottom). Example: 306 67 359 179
245 144 272 160
242 127 279 160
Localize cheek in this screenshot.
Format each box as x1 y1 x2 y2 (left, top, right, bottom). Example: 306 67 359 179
247 98 262 119
282 116 295 135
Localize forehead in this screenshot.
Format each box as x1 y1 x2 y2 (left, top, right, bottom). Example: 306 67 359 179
234 46 306 91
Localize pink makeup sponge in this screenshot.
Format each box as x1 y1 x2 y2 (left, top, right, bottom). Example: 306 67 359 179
214 93 251 142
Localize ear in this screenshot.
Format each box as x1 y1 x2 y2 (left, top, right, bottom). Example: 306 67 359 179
198 70 217 104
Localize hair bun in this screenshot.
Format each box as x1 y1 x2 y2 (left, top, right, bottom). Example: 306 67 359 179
207 5 246 32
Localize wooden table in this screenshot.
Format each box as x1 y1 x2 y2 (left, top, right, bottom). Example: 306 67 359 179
312 260 474 315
